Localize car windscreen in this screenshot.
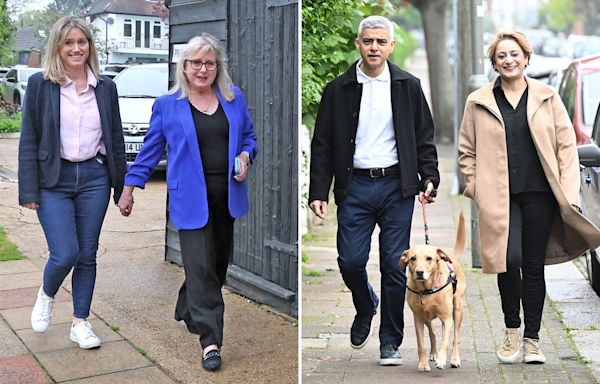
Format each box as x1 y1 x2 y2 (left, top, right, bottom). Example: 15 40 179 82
115 66 168 98
582 71 600 126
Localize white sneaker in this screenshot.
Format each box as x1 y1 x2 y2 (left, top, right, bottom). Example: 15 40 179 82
70 320 101 349
31 286 54 333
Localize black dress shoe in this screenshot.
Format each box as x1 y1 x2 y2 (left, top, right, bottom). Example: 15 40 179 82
202 350 222 371
350 297 379 349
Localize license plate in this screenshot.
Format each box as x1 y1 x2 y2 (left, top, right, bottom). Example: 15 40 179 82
125 143 143 153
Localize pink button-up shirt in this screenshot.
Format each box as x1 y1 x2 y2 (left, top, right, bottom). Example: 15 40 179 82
59 66 105 162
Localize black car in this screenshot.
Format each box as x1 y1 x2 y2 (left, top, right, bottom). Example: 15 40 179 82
578 103 600 296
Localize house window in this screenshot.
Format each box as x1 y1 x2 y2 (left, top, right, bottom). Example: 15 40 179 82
124 19 132 37
153 22 161 38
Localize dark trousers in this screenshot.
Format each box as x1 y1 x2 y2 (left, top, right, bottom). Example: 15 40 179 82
336 174 413 347
175 175 234 349
498 191 557 340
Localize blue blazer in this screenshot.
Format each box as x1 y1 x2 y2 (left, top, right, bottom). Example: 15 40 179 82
18 72 127 205
124 87 259 230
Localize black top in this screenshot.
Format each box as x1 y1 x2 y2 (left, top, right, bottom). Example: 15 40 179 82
190 102 229 176
493 78 550 194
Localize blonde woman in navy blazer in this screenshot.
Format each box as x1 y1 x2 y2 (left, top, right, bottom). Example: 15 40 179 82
118 33 258 371
18 17 126 349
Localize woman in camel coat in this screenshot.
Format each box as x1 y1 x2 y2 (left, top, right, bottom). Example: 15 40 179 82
458 31 600 366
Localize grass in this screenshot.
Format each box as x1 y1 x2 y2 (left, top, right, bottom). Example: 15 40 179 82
302 265 324 277
110 325 120 332
0 226 25 261
136 347 156 364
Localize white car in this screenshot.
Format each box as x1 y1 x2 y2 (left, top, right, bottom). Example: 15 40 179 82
113 63 169 169
0 66 43 105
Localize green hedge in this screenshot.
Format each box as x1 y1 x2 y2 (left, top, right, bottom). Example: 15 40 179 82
0 107 21 133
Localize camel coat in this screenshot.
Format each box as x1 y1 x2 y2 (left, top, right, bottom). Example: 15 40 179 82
458 76 600 274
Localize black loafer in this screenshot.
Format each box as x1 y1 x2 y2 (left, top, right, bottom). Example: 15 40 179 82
202 349 221 371
350 297 379 349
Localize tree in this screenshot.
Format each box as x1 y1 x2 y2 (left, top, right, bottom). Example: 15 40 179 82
405 0 454 144
47 0 94 16
0 0 15 65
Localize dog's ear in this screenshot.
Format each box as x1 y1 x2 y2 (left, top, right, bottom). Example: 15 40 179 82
437 249 452 263
399 250 410 268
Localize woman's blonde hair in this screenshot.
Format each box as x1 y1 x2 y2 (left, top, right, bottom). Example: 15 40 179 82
169 33 234 101
487 30 533 68
42 16 100 84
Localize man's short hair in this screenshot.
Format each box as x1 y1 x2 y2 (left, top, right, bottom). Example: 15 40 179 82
357 16 395 40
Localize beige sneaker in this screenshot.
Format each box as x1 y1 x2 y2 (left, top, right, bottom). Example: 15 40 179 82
497 328 521 363
523 337 546 364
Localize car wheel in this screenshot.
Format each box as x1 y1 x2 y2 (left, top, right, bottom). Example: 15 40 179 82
14 93 20 105
590 249 600 296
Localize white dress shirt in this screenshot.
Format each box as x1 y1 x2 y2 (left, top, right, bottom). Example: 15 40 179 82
353 61 398 169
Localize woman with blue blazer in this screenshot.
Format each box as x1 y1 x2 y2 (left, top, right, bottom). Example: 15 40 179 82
118 33 258 371
18 17 126 349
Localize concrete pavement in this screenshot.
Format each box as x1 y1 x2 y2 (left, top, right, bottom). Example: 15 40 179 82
0 137 297 384
301 143 600 383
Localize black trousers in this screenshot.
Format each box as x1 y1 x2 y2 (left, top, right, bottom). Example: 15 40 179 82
175 175 234 349
497 191 557 340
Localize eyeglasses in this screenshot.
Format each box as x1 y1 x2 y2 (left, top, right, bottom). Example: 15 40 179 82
186 59 217 71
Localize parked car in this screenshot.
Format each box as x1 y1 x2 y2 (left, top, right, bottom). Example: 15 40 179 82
558 54 600 145
577 103 600 296
100 64 128 79
0 66 43 105
113 63 168 169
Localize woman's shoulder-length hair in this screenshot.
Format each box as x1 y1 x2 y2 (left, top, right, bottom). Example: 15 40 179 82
42 16 100 84
169 33 234 101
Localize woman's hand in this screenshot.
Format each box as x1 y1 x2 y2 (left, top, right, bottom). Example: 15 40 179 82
118 185 135 217
21 202 39 210
234 151 250 182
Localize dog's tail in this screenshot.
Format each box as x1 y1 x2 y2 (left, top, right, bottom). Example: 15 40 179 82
452 211 466 261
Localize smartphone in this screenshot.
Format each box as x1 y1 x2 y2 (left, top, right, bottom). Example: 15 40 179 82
234 157 241 176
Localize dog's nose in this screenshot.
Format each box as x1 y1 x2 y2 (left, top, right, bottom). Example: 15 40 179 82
415 270 425 280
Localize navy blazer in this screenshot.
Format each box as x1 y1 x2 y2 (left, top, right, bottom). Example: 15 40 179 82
18 72 127 205
124 87 259 230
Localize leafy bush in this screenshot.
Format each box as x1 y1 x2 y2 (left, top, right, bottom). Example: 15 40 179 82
0 101 21 133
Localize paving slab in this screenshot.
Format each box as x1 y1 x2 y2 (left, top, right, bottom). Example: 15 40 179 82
0 271 43 291
0 320 27 358
0 354 52 384
0 287 71 310
0 260 38 275
60 366 174 384
1 301 97 331
35 340 152 382
16 319 123 353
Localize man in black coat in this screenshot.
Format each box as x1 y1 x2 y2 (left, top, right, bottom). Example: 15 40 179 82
308 15 440 365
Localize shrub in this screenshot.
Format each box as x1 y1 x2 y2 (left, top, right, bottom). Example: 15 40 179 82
0 102 21 133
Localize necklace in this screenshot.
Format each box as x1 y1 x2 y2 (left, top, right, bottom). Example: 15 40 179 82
190 92 218 115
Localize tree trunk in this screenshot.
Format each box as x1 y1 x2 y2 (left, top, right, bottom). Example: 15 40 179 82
409 0 455 144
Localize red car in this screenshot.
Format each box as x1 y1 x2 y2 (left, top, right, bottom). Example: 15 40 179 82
558 54 600 145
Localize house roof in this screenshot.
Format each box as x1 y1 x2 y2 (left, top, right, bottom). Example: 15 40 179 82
84 0 161 17
14 26 45 51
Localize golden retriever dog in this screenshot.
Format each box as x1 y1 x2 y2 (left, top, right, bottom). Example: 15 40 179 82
399 212 466 372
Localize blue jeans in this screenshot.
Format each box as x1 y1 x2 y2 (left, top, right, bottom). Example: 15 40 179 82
36 156 110 319
336 174 414 347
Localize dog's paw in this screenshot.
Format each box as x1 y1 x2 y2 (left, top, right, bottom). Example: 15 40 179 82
429 353 437 361
435 357 447 370
418 362 431 372
450 358 461 368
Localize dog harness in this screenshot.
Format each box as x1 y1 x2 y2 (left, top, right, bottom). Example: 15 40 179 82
406 261 457 298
